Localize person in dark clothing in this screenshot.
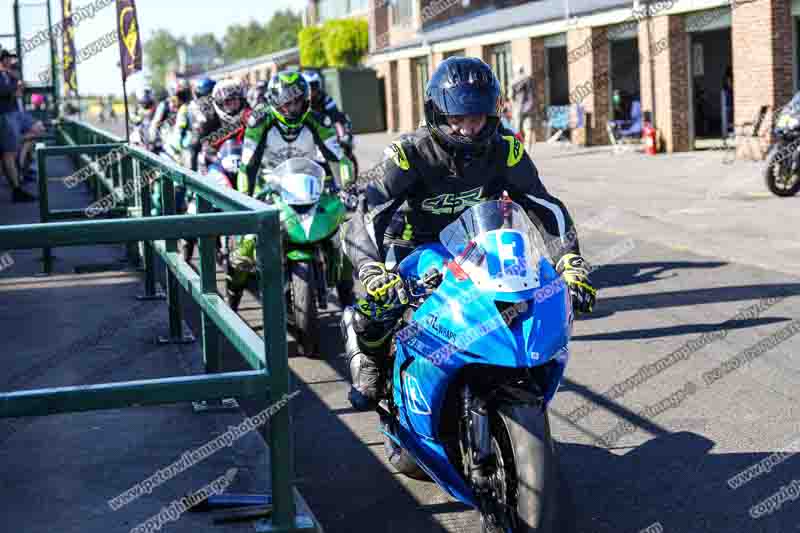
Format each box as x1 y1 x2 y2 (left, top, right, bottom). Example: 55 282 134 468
340 57 597 411
0 49 35 202
510 66 539 153
303 71 347 136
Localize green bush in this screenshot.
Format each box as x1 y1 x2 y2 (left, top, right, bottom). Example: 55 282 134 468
322 18 369 68
299 26 327 68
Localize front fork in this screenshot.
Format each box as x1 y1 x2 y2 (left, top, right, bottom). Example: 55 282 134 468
462 384 494 490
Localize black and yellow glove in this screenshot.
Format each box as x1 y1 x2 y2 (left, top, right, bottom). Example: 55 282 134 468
356 261 409 320
556 253 597 313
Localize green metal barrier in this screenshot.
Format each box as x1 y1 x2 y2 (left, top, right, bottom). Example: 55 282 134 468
0 118 319 533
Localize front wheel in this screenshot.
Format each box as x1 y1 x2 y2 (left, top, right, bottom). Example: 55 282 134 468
290 261 321 357
765 144 800 197
479 406 573 533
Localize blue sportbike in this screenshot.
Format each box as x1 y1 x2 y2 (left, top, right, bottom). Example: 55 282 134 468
376 199 575 532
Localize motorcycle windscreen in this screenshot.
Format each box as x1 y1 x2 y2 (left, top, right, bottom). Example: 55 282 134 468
272 158 325 206
439 200 546 302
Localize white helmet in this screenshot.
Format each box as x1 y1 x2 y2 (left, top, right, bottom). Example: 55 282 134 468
212 78 246 125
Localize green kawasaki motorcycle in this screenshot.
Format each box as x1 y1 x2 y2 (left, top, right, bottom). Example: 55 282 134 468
242 158 353 355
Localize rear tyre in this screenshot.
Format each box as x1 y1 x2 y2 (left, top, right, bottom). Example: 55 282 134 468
765 145 800 197
479 406 573 533
291 261 321 357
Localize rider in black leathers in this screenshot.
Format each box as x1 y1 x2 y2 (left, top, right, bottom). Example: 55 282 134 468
340 57 597 411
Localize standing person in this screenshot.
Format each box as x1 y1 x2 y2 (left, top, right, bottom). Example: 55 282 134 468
14 82 45 182
510 66 539 154
721 66 733 137
0 49 35 202
107 94 117 121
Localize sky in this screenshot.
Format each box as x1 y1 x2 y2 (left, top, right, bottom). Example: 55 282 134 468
1 0 300 95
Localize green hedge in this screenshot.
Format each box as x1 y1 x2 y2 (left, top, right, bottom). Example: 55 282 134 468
299 26 326 68
299 18 369 69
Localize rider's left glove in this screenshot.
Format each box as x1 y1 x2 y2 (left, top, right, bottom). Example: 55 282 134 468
356 261 409 320
556 253 597 313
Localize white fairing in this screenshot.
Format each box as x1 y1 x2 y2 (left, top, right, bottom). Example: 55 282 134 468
461 229 541 292
279 173 322 206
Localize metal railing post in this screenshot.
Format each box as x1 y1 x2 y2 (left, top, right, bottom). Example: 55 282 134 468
193 194 236 413
158 173 194 345
257 212 295 529
36 144 52 275
137 161 165 301
122 156 140 267
198 195 222 374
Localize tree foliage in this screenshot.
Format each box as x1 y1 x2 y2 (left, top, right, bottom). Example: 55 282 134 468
221 9 302 63
298 26 326 68
143 29 184 92
321 18 369 68
190 33 222 56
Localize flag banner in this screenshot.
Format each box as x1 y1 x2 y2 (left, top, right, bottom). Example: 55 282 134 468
61 0 77 92
116 0 142 79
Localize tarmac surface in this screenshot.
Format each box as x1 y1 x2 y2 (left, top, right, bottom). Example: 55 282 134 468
3 118 799 533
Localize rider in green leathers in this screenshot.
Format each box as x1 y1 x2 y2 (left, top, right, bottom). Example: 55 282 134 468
225 71 354 311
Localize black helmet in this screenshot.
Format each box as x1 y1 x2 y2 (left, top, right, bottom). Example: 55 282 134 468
267 71 311 138
424 57 501 157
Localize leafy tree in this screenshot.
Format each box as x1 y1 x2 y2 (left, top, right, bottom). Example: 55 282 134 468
265 9 303 51
222 9 302 63
190 33 222 56
299 26 326 68
322 18 369 68
143 29 184 92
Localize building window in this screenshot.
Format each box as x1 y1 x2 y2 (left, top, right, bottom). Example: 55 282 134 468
489 43 512 99
319 0 367 21
412 56 430 127
443 49 465 59
392 0 414 26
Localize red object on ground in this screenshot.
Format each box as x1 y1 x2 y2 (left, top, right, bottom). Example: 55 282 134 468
642 121 657 155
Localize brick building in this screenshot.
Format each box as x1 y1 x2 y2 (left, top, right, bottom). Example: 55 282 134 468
365 0 797 156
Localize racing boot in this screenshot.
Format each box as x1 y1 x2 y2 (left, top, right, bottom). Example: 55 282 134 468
341 306 393 411
226 286 243 313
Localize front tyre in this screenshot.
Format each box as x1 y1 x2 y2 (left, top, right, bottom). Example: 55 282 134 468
290 261 321 357
765 144 800 197
480 406 573 533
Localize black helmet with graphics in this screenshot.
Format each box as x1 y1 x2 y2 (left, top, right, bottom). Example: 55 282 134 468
424 57 501 157
267 71 310 138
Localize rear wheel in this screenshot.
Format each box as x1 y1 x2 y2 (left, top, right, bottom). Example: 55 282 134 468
290 261 321 357
765 145 800 197
479 406 573 533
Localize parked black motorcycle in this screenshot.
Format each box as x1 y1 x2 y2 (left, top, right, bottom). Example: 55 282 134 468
765 93 800 197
